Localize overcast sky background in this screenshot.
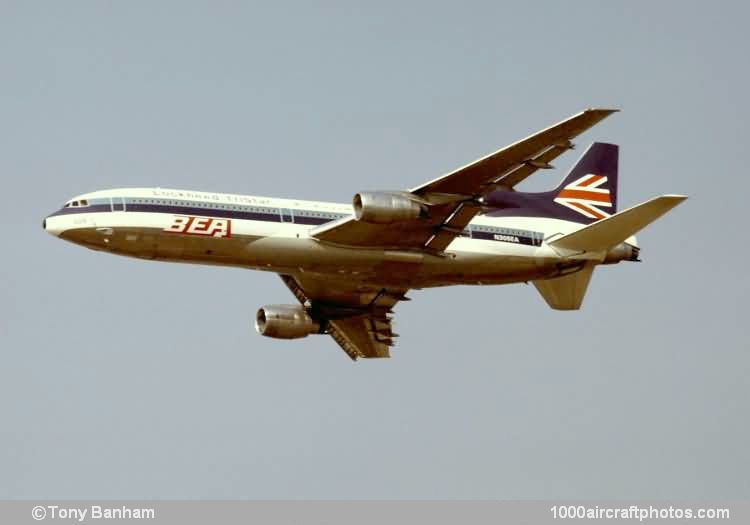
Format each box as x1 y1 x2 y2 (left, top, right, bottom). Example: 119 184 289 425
1 1 748 499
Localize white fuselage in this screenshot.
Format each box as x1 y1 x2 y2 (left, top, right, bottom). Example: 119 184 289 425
44 187 613 289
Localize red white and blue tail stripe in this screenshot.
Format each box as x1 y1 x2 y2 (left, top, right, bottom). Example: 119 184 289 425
554 173 613 220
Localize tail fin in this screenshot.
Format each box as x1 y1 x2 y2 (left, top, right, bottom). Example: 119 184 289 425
485 142 619 225
550 142 619 223
550 195 688 252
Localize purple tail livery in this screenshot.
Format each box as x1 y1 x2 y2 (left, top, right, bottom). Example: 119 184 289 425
485 142 619 224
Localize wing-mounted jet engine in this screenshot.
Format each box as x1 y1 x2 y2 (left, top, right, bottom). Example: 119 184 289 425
352 191 425 224
255 305 320 340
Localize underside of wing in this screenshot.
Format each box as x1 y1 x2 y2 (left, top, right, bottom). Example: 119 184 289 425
313 108 618 252
327 316 394 359
279 274 407 360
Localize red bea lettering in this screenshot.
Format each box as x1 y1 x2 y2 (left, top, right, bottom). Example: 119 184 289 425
163 216 232 238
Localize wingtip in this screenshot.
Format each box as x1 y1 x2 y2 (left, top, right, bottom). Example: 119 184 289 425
663 194 689 201
586 107 621 114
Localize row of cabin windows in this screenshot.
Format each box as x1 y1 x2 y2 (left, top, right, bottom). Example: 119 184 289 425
127 199 344 218
130 199 288 214
58 199 528 233
59 197 523 227
127 198 276 212
62 197 344 219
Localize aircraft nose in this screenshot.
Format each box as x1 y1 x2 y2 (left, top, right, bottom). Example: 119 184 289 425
43 214 63 237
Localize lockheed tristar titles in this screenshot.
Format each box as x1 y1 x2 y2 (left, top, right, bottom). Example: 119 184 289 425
44 109 686 360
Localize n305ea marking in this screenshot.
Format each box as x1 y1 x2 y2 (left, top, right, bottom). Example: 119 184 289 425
164 216 232 238
493 233 521 243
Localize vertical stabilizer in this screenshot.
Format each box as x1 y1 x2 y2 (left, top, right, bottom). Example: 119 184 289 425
550 142 619 222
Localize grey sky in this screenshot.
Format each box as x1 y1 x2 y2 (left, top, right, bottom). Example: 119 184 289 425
1 1 748 499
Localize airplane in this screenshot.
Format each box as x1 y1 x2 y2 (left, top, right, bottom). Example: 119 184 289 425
43 108 686 360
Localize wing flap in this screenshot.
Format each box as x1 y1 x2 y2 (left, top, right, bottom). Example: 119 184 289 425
493 140 573 189
328 316 393 360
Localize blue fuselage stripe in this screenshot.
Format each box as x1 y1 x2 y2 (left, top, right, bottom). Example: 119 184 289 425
50 203 332 225
48 201 544 245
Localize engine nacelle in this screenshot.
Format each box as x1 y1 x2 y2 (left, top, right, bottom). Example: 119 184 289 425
255 304 320 340
353 192 422 224
603 242 641 264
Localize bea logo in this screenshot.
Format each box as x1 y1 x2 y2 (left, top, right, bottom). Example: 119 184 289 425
164 216 232 238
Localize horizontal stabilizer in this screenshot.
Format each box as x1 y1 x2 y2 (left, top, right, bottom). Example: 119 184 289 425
550 195 687 252
533 262 595 310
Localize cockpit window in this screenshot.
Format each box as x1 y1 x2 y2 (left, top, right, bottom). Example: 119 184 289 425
72 201 79 207
80 199 88 206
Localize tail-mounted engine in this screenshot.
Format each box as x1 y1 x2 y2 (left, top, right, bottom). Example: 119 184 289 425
603 242 641 264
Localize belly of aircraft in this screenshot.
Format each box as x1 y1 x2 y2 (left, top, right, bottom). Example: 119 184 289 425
60 226 556 287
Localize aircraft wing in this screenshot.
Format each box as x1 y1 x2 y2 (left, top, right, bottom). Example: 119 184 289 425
312 108 617 252
279 274 407 360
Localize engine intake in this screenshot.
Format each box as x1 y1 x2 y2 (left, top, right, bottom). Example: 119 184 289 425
353 192 422 224
255 304 320 339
